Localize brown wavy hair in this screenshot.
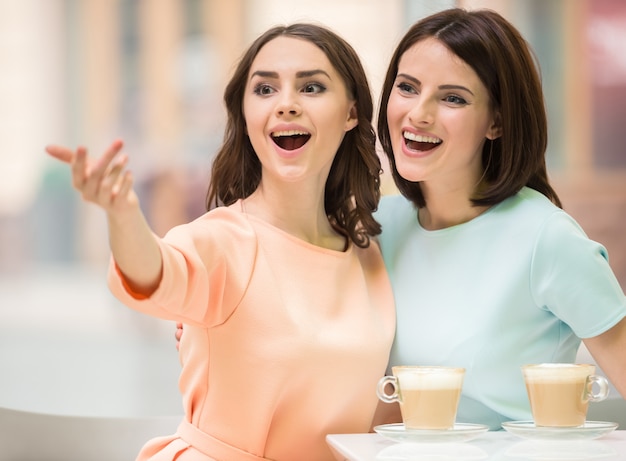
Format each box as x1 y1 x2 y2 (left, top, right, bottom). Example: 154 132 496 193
206 23 381 247
377 8 561 209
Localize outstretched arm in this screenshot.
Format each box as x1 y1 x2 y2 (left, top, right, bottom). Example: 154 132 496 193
45 139 162 296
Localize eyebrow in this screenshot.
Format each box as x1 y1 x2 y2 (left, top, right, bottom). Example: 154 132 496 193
250 69 331 80
397 73 475 96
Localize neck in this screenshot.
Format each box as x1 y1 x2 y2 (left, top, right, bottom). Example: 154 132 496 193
244 182 345 251
418 183 489 230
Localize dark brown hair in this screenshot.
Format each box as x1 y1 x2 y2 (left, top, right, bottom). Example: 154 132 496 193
377 8 561 208
207 23 381 247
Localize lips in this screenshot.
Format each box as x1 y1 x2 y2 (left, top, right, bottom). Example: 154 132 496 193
271 130 311 151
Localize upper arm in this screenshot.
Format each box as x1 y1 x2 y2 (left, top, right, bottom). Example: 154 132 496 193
531 212 626 338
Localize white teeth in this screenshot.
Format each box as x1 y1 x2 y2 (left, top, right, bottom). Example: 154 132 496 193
403 132 441 144
272 130 309 137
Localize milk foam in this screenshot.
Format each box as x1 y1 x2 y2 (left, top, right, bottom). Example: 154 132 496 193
396 368 464 389
523 364 594 382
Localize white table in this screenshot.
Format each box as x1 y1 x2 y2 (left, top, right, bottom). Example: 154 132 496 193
327 430 626 461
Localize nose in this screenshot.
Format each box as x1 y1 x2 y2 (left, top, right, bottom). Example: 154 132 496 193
276 91 301 117
408 96 435 125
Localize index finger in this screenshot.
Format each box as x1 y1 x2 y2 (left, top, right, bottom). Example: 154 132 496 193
45 145 75 164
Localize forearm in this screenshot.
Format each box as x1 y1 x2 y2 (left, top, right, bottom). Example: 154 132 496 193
370 400 401 432
108 207 163 296
584 316 626 399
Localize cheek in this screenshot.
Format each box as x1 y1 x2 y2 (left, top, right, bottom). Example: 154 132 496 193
386 99 407 139
386 99 401 125
320 106 352 138
242 97 263 127
242 108 263 137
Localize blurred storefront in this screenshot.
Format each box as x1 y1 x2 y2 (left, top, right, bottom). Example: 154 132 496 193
0 0 624 289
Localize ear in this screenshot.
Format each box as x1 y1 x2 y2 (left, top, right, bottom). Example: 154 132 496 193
344 102 358 132
486 111 502 140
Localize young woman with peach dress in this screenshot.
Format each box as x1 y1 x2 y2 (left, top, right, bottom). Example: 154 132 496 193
46 23 395 461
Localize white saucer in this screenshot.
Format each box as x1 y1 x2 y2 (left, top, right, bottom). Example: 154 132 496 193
374 423 489 444
501 420 619 441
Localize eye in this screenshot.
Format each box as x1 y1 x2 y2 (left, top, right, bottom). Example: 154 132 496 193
253 83 275 96
302 82 326 94
444 94 468 105
396 81 417 95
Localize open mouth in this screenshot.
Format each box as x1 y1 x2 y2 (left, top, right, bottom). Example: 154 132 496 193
403 132 442 152
271 130 311 151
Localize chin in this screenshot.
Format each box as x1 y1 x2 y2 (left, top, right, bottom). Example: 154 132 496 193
395 164 425 183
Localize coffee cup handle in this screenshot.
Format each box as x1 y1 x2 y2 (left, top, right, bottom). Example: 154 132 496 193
376 376 399 403
586 375 610 402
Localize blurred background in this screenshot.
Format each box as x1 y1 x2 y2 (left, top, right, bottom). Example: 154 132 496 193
1 0 625 279
0 0 625 457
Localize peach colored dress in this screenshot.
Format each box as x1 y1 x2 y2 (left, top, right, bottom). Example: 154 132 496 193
108 200 395 461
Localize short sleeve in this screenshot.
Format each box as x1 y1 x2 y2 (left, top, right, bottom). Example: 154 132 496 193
530 211 626 338
108 208 257 327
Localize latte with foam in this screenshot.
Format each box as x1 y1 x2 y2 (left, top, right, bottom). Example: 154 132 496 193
522 364 609 427
377 366 465 430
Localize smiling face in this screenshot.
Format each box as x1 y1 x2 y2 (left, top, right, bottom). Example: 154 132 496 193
386 37 500 196
242 36 358 185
